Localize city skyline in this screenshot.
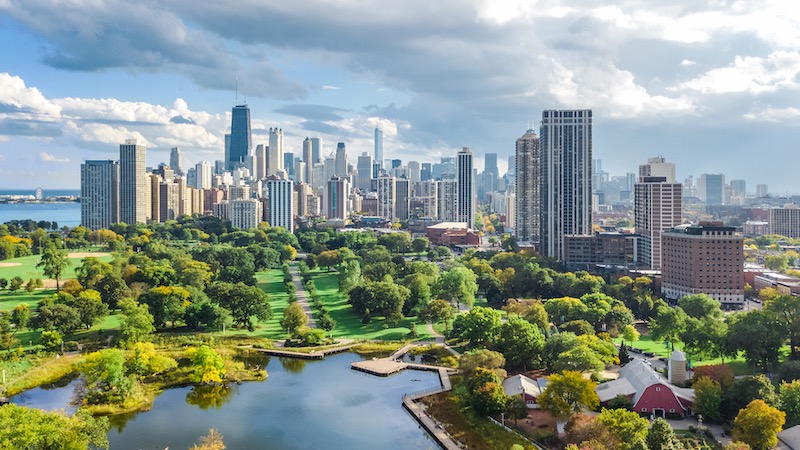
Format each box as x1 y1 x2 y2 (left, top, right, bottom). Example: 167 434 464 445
2 2 800 191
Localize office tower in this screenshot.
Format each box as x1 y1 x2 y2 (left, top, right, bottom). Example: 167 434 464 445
421 163 432 181
295 182 312 217
283 152 295 178
294 160 306 183
441 157 456 177
768 206 800 238
169 147 183 176
662 222 744 306
483 153 498 194
406 161 421 184
311 163 325 190
224 134 231 171
377 175 397 221
326 177 350 220
310 137 322 164
371 161 382 179
698 173 725 205
147 173 160 222
730 179 746 197
228 185 251 201
80 160 119 230
374 128 383 163
390 159 401 170
395 178 410 221
507 155 516 175
266 174 294 232
255 144 268 180
437 174 458 221
757 184 769 197
229 105 252 170
414 180 438 218
505 192 516 229
159 181 181 221
540 109 593 260
335 143 348 177
119 139 147 225
194 161 212 190
230 199 262 230
456 147 475 226
215 160 226 175
268 128 284 175
635 157 682 270
356 152 373 192
186 168 197 189
515 129 540 243
302 138 314 183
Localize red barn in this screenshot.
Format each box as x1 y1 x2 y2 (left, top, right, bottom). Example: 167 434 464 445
596 359 694 418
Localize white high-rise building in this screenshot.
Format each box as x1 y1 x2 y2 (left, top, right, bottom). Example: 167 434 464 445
326 177 350 220
268 128 284 176
357 152 373 193
374 128 383 165
540 110 593 260
194 161 213 189
414 180 438 219
266 174 294 232
81 160 119 230
377 175 396 221
335 143 348 177
515 129 540 243
456 147 475 226
119 139 147 225
635 157 682 270
302 138 314 184
407 161 421 184
230 199 262 230
310 137 322 164
255 144 268 180
437 174 458 222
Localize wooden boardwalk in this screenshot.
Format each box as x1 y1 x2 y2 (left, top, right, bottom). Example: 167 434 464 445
250 343 358 360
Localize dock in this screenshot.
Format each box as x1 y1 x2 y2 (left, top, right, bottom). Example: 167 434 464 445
248 342 358 360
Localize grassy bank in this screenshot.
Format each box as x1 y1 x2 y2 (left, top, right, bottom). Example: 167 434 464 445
0 251 114 281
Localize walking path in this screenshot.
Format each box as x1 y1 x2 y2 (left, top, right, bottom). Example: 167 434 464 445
289 265 316 328
426 322 445 345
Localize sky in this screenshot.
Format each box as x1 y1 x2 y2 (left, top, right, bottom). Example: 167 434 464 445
1 0 800 193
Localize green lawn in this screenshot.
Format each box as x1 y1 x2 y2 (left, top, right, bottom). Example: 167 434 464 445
0 289 54 312
0 251 114 281
616 334 755 376
253 269 293 339
310 269 433 340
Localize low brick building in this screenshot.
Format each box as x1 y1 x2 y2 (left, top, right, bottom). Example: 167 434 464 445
426 222 480 246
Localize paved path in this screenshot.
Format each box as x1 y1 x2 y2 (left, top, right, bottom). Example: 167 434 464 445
426 322 445 345
289 265 316 328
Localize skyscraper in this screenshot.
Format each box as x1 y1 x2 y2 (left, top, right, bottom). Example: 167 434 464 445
170 147 183 176
302 138 314 184
326 177 350 220
374 128 383 166
195 161 213 189
229 105 251 170
255 144 268 180
310 137 322 164
395 178 410 221
437 174 457 221
81 160 119 230
377 175 396 221
284 152 295 178
456 147 475 226
356 152 373 192
119 139 147 225
407 161 421 184
268 128 284 176
515 129 540 243
540 109 593 260
335 143 348 177
483 153 498 195
635 157 682 270
698 173 725 205
266 174 294 232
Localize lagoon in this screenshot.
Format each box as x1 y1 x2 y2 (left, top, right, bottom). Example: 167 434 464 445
12 352 442 450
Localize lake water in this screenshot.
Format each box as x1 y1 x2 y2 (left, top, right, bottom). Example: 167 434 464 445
0 202 81 228
11 352 442 450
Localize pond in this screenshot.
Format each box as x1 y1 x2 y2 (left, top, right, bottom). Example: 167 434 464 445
11 352 442 450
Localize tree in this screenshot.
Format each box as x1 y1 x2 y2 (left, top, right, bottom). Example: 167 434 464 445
621 324 639 343
471 381 508 416
11 303 31 330
726 310 785 372
9 275 24 292
436 266 478 307
649 306 688 348
58 289 108 329
693 377 724 423
33 303 82 334
765 294 800 360
458 349 507 379
280 302 309 337
317 249 340 270
0 404 110 450
139 285 191 328
81 348 134 404
538 371 599 419
764 254 789 272
779 380 800 428
723 375 778 420
596 408 649 450
553 344 605 373
411 236 430 253
347 281 410 318
692 364 735 390
94 273 129 309
505 396 529 424
733 400 785 450
681 315 727 359
678 294 722 319
37 243 71 292
119 298 156 345
128 342 177 376
497 315 545 370
190 428 226 450
451 306 502 346
74 257 113 288
565 414 615 448
646 417 678 450
317 312 336 338
188 345 226 384
206 282 273 331
337 259 362 294
420 299 455 333
543 332 580 371
0 312 17 350
544 297 588 326
401 273 433 315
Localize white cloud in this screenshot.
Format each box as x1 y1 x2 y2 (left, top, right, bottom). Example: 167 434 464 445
321 85 339 90
677 51 800 94
743 107 800 123
680 59 696 67
0 73 62 118
39 151 69 163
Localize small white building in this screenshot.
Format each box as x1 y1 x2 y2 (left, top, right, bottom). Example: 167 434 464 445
502 374 548 409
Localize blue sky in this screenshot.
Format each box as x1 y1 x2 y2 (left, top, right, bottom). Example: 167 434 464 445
1 1 800 193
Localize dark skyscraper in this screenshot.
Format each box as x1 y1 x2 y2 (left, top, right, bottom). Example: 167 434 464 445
228 104 252 170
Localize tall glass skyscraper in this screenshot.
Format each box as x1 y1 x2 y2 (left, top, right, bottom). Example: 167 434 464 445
515 129 540 243
540 109 593 260
374 128 383 166
456 147 474 226
119 139 147 225
228 104 252 170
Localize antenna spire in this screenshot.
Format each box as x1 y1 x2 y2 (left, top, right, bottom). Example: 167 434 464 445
235 77 239 105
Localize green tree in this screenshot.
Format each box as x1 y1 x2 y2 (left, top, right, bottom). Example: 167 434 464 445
723 375 778 420
538 370 599 419
678 294 723 319
596 408 649 450
779 380 800 428
0 404 110 450
280 302 309 337
647 417 678 450
496 315 544 371
726 310 785 372
420 299 456 333
553 344 605 373
733 400 785 450
11 303 31 330
337 259 362 294
33 303 82 334
505 396 529 424
681 315 727 359
458 349 507 379
764 254 789 272
451 306 502 346
649 306 688 348
81 348 133 404
471 381 508 416
765 294 800 360
693 376 724 423
206 282 273 331
139 285 191 328
39 330 62 349
188 345 226 384
61 289 109 329
9 275 24 292
436 266 478 308
621 324 639 343
94 273 129 309
411 236 430 253
119 298 156 345
74 257 113 288
544 296 589 326
317 312 337 338
347 281 410 318
0 312 17 350
37 243 71 292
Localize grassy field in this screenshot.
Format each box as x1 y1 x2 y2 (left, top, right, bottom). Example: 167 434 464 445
0 289 54 312
0 251 114 281
615 334 755 376
310 269 433 340
253 269 293 339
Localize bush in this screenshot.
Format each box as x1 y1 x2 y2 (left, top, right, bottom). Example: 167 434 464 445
39 330 63 350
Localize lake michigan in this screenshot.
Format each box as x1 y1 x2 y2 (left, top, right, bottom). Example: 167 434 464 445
0 189 81 228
